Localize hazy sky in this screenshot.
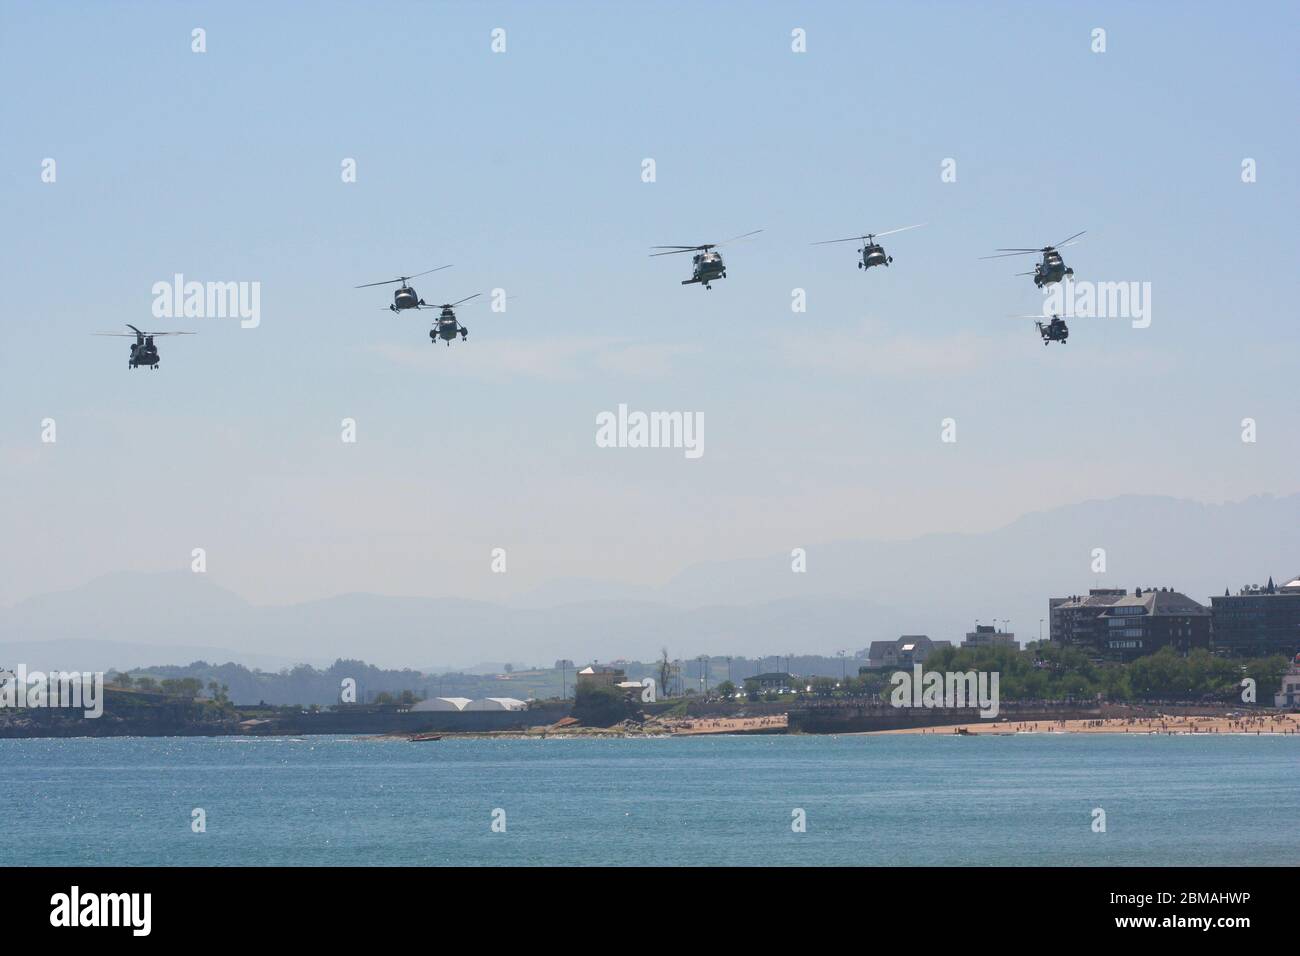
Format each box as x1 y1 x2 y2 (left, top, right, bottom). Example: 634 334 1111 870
1 1 1296 608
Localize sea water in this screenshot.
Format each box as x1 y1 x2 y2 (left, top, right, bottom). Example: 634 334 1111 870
2 734 1295 866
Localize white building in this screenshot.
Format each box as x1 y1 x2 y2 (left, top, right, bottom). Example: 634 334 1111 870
961 624 1017 649
864 635 953 669
463 697 527 711
1275 656 1300 708
410 696 472 712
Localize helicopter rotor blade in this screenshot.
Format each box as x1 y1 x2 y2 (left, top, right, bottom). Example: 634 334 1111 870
810 236 866 246
448 293 482 308
715 229 763 247
871 222 927 239
980 250 1038 259
354 264 451 288
402 265 452 281
1054 230 1086 248
93 330 196 336
651 230 760 256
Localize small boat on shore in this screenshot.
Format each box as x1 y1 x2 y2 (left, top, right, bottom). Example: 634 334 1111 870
408 732 443 742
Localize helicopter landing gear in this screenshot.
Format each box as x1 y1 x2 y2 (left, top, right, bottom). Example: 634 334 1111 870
886 256 893 265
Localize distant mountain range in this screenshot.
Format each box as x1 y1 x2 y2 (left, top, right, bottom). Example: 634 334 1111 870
2 493 1295 671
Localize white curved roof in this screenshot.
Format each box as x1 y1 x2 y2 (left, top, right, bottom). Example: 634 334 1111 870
463 697 527 711
410 696 471 712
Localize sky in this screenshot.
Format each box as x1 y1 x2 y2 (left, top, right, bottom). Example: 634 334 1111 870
1 0 1296 610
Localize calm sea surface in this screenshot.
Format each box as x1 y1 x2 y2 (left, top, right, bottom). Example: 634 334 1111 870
3 734 1296 866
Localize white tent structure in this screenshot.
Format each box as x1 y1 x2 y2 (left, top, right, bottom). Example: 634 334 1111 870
410 696 472 712
463 697 527 711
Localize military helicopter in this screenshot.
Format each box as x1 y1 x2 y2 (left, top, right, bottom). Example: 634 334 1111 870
811 223 926 270
93 324 195 369
650 230 763 289
1011 312 1070 345
1017 313 1070 345
981 231 1085 288
428 294 481 346
355 265 452 312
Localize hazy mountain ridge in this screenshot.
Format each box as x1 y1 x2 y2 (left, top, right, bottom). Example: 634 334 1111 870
2 494 1295 669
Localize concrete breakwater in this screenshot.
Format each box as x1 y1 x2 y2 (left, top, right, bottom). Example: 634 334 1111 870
239 702 573 736
0 701 574 738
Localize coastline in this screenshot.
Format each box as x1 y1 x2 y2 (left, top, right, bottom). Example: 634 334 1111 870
869 713 1300 736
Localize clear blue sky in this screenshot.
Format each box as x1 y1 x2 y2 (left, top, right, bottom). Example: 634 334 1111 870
1 0 1296 607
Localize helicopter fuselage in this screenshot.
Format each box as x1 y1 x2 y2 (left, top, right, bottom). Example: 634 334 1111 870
128 341 161 369
431 311 469 345
1033 250 1073 288
684 251 726 289
860 242 892 269
392 286 425 311
1036 317 1069 345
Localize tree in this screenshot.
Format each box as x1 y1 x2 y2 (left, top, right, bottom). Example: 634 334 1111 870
658 648 672 699
161 678 203 698
715 680 736 700
809 676 839 698
573 683 631 727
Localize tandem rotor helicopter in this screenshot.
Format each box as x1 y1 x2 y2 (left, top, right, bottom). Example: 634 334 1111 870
355 265 452 312
650 230 763 289
981 231 1085 288
811 223 926 270
93 324 195 369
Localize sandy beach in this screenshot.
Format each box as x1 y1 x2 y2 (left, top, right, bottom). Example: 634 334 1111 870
658 715 789 735
875 713 1300 736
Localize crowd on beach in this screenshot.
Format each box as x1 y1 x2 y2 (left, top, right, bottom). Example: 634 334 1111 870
911 712 1300 735
662 715 788 735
